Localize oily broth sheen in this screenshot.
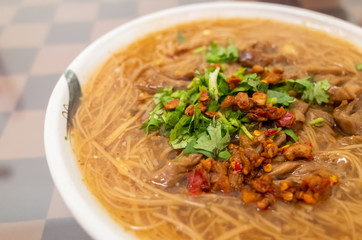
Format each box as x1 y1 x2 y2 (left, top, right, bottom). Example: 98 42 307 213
71 19 362 240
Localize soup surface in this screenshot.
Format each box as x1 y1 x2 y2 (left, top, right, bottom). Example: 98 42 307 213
71 19 362 240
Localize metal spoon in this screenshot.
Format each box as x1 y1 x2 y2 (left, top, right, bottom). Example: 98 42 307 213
64 69 82 135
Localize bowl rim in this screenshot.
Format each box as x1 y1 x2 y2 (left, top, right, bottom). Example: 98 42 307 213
44 2 362 240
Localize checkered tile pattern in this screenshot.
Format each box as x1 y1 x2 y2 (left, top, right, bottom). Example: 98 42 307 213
0 0 360 239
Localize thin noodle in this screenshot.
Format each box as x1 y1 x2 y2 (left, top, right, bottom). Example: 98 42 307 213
71 18 362 240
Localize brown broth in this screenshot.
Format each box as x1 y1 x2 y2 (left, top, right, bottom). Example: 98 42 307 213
72 19 362 240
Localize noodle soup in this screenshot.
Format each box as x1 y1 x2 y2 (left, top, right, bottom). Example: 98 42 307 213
70 19 362 239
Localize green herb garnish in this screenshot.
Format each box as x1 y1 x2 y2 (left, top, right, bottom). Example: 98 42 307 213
286 77 330 105
283 128 298 142
183 118 231 160
206 41 238 63
356 63 362 70
309 117 324 127
141 42 336 163
267 90 296 106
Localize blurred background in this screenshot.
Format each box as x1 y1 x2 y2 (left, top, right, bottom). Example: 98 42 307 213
0 0 361 239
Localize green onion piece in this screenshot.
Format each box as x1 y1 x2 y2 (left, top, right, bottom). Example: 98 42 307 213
309 117 324 126
193 46 206 53
65 136 68 141
217 112 229 125
240 125 254 140
285 141 293 146
356 63 362 70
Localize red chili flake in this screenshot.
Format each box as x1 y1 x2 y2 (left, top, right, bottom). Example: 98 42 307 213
278 112 296 127
305 141 312 147
265 129 279 137
234 161 242 172
187 169 210 195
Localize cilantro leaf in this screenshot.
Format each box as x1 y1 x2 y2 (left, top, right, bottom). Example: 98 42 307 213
217 111 240 135
140 103 164 135
217 72 229 96
169 115 192 142
287 77 331 105
206 42 238 63
314 80 331 104
170 134 195 149
230 73 267 93
267 90 296 106
187 119 231 160
243 74 268 93
301 87 314 104
153 87 173 105
183 139 213 158
287 77 313 92
190 105 211 135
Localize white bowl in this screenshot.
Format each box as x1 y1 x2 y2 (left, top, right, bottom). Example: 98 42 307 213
44 2 362 240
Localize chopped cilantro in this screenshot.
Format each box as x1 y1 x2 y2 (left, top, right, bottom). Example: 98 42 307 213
169 115 192 148
141 112 162 135
217 112 239 134
267 90 296 106
243 74 268 93
183 119 231 160
64 136 68 141
287 77 330 104
207 99 220 111
231 73 268 94
183 139 212 158
314 80 331 104
188 67 229 102
287 77 313 92
206 41 238 63
141 49 336 163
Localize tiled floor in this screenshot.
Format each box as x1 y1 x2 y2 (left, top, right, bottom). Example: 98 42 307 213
0 0 360 239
